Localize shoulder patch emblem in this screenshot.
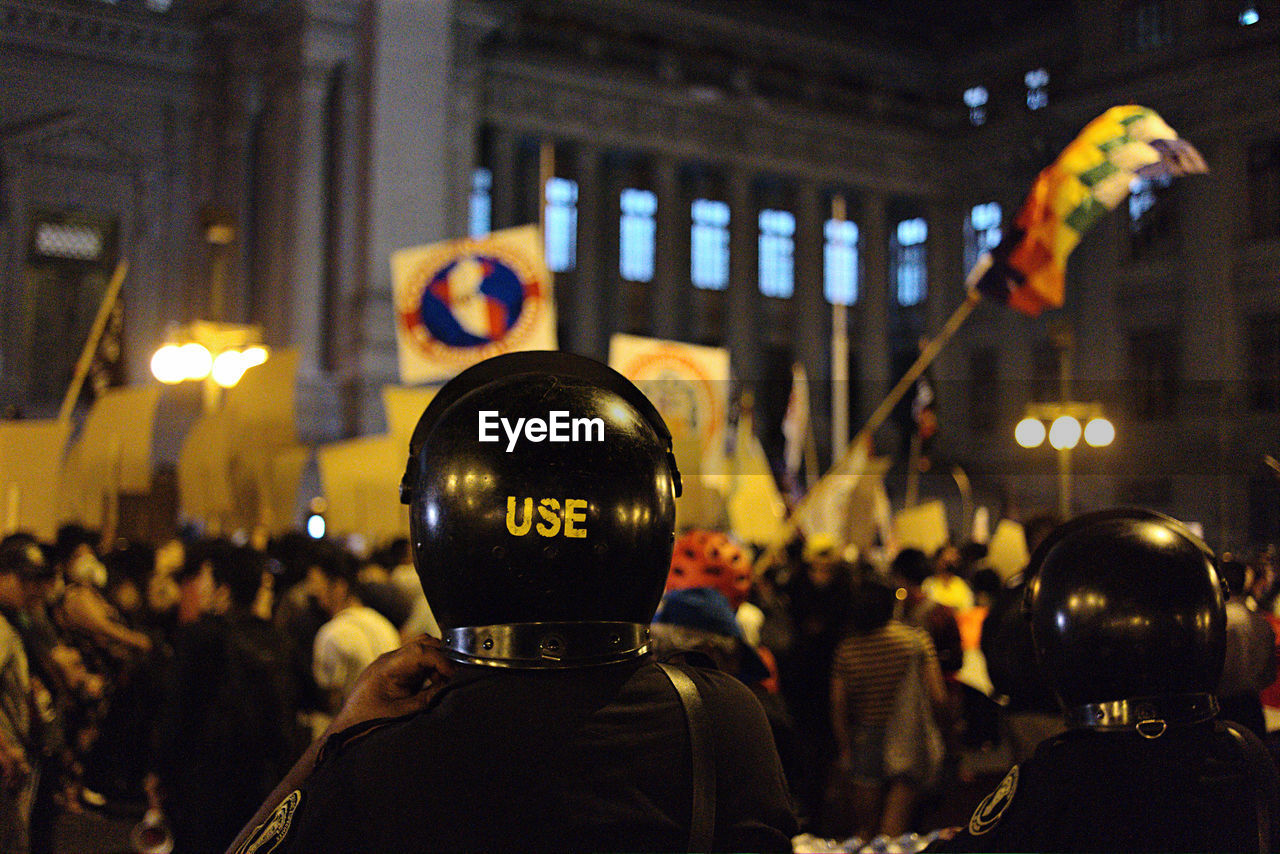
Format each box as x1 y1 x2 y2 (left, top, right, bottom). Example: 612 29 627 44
236 789 303 854
968 765 1018 836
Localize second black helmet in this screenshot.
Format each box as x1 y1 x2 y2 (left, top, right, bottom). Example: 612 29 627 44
1027 508 1226 715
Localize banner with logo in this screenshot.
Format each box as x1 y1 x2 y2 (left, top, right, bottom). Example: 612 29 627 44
608 334 730 530
392 225 556 384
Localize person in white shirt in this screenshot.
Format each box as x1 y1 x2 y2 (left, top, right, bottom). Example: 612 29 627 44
307 546 401 713
922 544 975 612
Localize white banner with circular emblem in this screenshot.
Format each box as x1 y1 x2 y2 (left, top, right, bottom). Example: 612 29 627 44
391 225 556 384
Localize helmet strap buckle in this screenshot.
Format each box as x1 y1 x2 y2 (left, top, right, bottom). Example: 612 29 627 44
1064 692 1219 736
1136 719 1168 739
444 621 651 669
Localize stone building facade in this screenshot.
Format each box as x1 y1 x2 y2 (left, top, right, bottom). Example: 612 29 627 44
1 0 1277 546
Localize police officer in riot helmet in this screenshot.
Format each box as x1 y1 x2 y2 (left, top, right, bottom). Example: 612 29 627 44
230 352 797 854
932 508 1280 853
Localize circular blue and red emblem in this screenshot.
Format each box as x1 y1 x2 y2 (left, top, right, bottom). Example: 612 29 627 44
416 255 526 347
396 234 549 371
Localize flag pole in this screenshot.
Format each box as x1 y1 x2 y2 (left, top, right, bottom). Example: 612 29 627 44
59 259 128 423
755 288 981 572
830 194 850 465
538 140 553 246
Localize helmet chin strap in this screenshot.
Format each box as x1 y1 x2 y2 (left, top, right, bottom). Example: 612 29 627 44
1064 692 1220 739
443 622 652 669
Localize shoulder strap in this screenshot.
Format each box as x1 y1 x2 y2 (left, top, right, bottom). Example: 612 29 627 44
658 662 717 852
1220 720 1280 854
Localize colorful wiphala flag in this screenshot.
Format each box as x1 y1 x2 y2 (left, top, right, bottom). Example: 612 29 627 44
972 105 1208 316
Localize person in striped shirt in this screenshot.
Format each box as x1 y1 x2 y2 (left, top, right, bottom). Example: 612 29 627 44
831 575 947 840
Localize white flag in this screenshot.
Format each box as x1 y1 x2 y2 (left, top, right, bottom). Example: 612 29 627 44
781 362 810 481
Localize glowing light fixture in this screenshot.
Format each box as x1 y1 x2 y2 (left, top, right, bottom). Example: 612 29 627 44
150 344 186 384
178 343 213 380
150 322 268 392
1048 415 1082 450
211 350 247 388
241 346 268 368
1084 417 1115 447
1015 417 1047 448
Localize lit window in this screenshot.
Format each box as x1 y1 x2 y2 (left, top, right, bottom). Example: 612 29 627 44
964 202 1002 274
620 188 656 283
544 177 577 272
892 217 928 306
1128 174 1172 228
1240 6 1260 25
1125 0 1174 50
1025 68 1049 110
691 198 729 290
1128 173 1175 259
824 218 859 305
469 168 492 238
758 209 795 299
34 222 104 261
964 86 988 126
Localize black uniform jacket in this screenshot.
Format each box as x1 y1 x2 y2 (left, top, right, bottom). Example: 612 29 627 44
252 655 798 853
930 719 1280 853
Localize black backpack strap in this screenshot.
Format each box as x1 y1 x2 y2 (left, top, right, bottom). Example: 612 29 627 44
658 662 717 852
1221 720 1280 854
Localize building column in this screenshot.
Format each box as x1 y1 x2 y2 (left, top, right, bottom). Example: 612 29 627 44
490 126 519 231
925 198 965 422
794 179 830 465
286 63 329 378
652 153 684 340
726 167 759 391
357 0 453 434
859 191 890 431
1179 137 1244 544
567 143 605 359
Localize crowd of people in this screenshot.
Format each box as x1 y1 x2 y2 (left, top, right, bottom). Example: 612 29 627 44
0 526 429 853
0 510 1277 852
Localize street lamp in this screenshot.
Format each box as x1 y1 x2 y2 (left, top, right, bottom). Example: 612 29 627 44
150 320 268 409
1014 327 1113 517
149 206 267 407
1015 402 1113 517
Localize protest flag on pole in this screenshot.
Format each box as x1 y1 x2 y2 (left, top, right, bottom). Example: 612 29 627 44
756 105 1207 572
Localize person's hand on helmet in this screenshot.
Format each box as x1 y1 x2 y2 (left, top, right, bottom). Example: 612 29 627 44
330 634 456 733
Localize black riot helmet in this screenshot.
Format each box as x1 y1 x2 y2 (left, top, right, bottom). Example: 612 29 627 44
1026 508 1227 737
400 351 682 669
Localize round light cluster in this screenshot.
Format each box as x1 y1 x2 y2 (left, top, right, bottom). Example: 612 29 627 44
151 343 267 387
1016 415 1114 449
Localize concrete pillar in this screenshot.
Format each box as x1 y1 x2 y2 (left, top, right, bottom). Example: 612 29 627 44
859 191 890 429
726 167 759 389
567 143 605 359
490 126 519 231
358 0 453 434
925 198 965 421
1180 136 1244 544
652 153 685 340
794 179 830 464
